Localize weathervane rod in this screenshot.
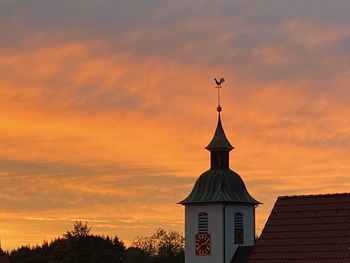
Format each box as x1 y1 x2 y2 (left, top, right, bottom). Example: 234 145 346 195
214 77 225 112
217 85 221 106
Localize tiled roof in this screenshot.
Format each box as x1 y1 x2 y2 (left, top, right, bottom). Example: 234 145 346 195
231 246 254 263
248 193 350 263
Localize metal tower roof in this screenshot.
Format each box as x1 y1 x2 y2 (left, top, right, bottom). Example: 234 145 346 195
206 113 234 151
180 113 260 205
179 169 260 205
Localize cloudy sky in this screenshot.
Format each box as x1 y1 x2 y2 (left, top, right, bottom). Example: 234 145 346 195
1 0 350 250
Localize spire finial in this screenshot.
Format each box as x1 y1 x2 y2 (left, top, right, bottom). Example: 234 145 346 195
214 77 225 112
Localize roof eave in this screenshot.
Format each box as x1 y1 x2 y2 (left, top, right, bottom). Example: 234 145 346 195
178 200 261 206
205 145 234 151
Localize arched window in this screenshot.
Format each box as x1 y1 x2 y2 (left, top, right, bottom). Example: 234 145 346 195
234 212 244 244
198 212 208 233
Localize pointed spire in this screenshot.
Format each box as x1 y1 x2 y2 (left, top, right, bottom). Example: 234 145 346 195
206 113 234 151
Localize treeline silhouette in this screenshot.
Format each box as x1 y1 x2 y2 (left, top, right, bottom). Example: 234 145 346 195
8 221 184 263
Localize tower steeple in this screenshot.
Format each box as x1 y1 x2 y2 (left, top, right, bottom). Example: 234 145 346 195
180 79 259 205
206 113 234 169
179 78 260 263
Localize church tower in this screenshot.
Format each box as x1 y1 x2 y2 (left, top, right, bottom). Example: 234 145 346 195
179 80 260 263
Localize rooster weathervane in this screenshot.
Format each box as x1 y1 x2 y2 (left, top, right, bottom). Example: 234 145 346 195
214 77 225 112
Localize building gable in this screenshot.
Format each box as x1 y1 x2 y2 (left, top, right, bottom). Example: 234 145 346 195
247 193 350 263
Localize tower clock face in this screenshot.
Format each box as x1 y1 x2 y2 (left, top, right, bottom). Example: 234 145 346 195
195 234 211 256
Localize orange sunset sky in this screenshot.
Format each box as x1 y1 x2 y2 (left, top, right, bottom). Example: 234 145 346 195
1 0 350 250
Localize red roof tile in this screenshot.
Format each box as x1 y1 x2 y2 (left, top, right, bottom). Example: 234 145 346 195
248 193 350 263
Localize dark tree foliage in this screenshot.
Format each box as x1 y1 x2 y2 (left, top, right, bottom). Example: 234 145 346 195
9 221 125 263
126 228 184 263
64 221 91 238
9 223 184 263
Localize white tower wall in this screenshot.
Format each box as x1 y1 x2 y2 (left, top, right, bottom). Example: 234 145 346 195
224 205 255 262
185 204 224 263
185 204 255 263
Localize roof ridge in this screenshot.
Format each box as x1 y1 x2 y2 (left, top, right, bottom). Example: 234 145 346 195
278 192 350 199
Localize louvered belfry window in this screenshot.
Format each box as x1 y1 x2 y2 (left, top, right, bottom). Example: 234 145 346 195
234 212 244 244
198 212 208 233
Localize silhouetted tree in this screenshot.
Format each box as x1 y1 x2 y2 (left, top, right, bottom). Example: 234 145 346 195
64 221 91 238
9 224 184 263
127 228 184 263
9 222 125 263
